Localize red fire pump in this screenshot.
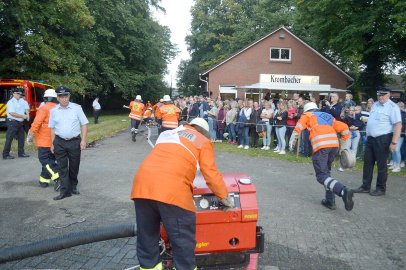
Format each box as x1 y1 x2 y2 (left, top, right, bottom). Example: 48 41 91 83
160 173 264 269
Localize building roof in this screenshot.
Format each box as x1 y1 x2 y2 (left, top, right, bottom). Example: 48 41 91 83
202 26 354 82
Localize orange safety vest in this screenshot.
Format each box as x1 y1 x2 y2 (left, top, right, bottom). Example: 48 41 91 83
130 125 228 212
128 101 145 120
155 103 180 128
152 102 163 114
143 108 152 118
29 102 57 148
294 111 350 153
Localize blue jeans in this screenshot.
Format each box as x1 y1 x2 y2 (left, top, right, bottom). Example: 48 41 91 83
392 137 404 164
228 123 236 141
262 122 272 146
208 117 216 141
239 126 250 146
276 126 286 150
350 131 360 155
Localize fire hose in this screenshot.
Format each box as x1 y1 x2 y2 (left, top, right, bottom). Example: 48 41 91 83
0 223 137 264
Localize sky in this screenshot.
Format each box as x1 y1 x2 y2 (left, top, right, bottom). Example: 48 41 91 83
153 0 194 87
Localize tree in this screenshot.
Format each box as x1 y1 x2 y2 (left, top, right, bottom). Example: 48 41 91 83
294 0 406 97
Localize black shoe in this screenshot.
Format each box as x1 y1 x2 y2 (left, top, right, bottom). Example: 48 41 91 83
132 133 136 142
53 193 72 200
342 187 354 211
39 182 49 188
54 180 61 191
72 186 80 195
353 186 370 193
3 155 15 160
18 153 30 158
321 199 336 210
370 189 385 196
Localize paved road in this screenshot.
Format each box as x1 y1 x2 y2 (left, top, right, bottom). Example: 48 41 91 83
1 128 405 270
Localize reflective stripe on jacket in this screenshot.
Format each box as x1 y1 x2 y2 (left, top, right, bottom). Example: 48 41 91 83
130 125 228 212
294 111 350 153
155 104 180 128
129 101 145 120
29 102 56 147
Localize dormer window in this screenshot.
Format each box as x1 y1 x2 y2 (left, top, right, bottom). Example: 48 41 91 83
270 48 291 62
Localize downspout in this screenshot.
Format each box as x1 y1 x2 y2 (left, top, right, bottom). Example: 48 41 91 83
199 74 208 96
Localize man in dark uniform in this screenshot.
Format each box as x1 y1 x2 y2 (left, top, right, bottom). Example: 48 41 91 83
2 88 30 159
49 86 89 200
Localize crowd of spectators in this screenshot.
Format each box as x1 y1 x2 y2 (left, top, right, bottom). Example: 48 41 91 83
170 92 406 173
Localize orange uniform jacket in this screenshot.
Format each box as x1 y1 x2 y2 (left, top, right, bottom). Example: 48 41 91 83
155 103 180 129
152 102 163 114
29 102 57 148
129 101 145 120
143 108 152 118
131 125 228 212
294 111 350 153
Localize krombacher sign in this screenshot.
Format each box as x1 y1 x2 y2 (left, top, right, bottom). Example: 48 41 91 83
260 74 320 84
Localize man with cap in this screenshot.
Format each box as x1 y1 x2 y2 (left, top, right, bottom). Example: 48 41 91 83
49 86 89 200
2 88 30 159
130 118 233 270
289 102 354 211
354 88 402 196
123 95 145 142
20 91 30 133
27 89 60 190
155 95 180 134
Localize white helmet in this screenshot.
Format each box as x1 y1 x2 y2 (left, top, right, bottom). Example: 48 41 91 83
44 89 57 98
159 99 163 102
303 102 318 112
189 118 210 138
135 95 142 100
162 95 171 102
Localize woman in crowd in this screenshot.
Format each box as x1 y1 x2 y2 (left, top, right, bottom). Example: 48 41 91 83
260 101 274 150
249 101 262 148
207 99 218 142
216 101 226 142
390 102 405 172
237 99 252 149
274 101 288 154
225 101 238 144
286 99 297 144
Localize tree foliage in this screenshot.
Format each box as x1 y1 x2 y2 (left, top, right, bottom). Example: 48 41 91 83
0 0 176 101
178 0 405 97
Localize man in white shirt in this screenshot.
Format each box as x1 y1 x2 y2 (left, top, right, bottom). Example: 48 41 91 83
92 97 101 124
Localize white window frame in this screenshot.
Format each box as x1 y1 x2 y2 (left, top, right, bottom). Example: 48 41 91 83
270 47 291 62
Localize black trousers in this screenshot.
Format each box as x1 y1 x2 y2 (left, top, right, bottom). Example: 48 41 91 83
53 136 81 195
94 109 101 124
362 133 392 191
38 147 59 179
3 119 25 157
134 199 196 270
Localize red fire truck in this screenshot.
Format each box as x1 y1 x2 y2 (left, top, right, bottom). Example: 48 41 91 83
0 79 53 127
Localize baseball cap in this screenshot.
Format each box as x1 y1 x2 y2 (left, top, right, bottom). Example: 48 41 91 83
56 86 71 96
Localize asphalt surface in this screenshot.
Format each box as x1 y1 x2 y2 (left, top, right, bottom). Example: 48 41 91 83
0 127 405 270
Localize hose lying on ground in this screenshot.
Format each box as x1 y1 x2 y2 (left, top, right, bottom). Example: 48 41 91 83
0 223 137 264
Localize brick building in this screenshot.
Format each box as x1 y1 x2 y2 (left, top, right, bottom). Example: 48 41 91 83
201 26 354 101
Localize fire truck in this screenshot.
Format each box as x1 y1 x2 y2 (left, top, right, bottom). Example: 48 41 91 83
0 79 53 127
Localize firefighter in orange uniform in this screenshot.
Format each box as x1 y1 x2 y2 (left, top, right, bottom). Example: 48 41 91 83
142 106 153 125
123 95 145 142
27 89 60 190
154 95 180 134
289 102 355 211
130 118 233 270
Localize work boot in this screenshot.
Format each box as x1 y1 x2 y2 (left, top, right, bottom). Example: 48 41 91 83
39 182 49 188
321 199 336 210
342 187 354 211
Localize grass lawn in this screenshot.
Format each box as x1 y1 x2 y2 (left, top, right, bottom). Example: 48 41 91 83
214 141 406 177
0 113 130 154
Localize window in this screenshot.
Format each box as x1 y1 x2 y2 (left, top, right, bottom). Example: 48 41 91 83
270 48 291 61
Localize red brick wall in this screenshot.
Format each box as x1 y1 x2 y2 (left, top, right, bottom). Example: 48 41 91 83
207 29 350 99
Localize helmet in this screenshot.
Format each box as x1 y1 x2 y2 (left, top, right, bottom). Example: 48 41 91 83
303 102 318 112
135 95 142 100
159 99 163 102
44 89 57 98
340 149 356 169
189 118 210 138
162 95 171 102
